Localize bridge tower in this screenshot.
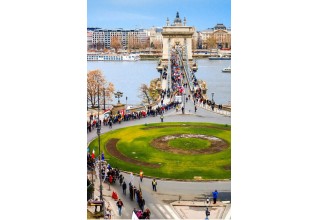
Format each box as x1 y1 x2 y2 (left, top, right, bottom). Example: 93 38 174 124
161 12 195 64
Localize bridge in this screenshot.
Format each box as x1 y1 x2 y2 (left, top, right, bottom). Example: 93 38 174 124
155 12 210 109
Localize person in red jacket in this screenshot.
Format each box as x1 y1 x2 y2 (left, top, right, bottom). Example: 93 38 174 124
109 175 113 185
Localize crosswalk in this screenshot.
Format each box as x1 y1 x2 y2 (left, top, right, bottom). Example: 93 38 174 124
110 202 181 219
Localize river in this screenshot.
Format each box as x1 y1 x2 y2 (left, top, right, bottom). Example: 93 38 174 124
87 59 231 106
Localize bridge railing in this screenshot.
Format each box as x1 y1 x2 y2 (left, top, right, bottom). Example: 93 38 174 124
176 48 194 93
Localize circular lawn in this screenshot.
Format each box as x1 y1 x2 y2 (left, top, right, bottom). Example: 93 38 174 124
88 122 231 180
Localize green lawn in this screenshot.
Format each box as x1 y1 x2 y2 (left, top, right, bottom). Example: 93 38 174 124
168 137 211 150
88 122 231 180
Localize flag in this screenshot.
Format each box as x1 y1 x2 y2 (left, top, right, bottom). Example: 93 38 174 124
92 149 95 159
101 152 105 161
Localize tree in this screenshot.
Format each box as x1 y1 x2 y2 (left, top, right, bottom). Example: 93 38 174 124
206 33 217 55
192 39 197 56
139 84 151 105
111 35 121 53
152 40 162 50
139 80 160 105
87 69 115 108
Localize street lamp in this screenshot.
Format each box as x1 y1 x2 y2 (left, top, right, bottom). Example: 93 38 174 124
114 91 123 104
103 87 106 111
183 93 186 114
126 96 128 109
97 84 104 211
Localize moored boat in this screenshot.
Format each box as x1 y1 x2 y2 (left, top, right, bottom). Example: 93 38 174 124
87 52 140 61
222 66 231 72
209 56 231 60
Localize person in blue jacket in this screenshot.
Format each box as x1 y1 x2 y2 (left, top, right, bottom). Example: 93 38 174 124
212 190 218 204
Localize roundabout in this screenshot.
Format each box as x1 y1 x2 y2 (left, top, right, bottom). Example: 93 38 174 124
88 122 231 180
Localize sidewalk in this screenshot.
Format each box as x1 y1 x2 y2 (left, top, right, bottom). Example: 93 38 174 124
87 167 231 219
171 200 231 219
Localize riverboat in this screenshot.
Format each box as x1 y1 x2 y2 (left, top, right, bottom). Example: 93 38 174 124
222 67 231 72
208 56 231 60
87 52 140 61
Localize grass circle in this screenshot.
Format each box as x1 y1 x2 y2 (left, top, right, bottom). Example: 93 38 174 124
89 122 231 180
168 137 211 150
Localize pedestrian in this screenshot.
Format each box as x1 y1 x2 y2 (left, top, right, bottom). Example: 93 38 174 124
140 170 144 182
122 181 127 195
129 184 133 200
152 179 157 192
160 114 164 122
116 199 124 216
119 174 123 186
139 198 145 211
109 175 113 185
205 207 210 220
195 106 197 113
212 190 218 204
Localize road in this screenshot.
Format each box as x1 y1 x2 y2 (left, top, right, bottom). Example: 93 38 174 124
88 104 231 219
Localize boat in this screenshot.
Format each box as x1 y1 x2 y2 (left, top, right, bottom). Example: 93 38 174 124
222 66 231 72
208 56 231 60
122 54 140 61
87 52 140 61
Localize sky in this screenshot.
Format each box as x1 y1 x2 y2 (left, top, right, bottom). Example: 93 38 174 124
87 0 231 31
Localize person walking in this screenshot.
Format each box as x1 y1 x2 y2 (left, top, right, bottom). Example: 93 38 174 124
139 198 145 211
194 106 197 113
212 189 218 204
109 175 113 185
116 199 124 216
139 170 144 182
160 114 164 123
152 179 157 192
205 207 210 220
122 181 127 195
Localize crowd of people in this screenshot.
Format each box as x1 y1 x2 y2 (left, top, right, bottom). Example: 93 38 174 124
87 99 186 133
87 153 152 219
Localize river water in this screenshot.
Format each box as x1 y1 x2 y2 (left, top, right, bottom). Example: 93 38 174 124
87 59 231 105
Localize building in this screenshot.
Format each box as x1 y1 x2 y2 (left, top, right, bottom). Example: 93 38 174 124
88 28 149 50
200 23 231 49
149 27 163 49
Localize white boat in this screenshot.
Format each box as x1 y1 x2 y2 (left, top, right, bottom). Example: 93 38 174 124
122 54 140 61
87 52 140 61
222 66 231 72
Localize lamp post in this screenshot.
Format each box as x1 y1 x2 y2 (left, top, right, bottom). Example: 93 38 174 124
103 88 106 110
126 96 128 109
183 93 186 114
114 91 123 104
97 84 103 211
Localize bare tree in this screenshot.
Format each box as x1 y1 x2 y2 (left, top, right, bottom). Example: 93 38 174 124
87 69 115 108
139 84 151 105
152 39 163 50
206 33 217 55
111 36 121 53
139 80 160 105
